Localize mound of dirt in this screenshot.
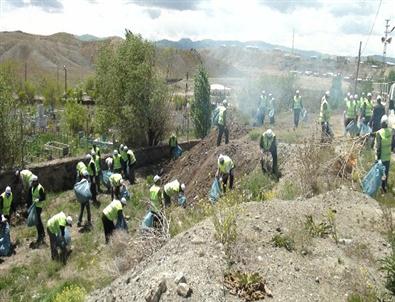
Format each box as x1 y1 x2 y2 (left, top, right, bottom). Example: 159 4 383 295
88 187 390 302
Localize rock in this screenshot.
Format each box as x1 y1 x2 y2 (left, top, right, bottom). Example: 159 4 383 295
174 272 187 284
145 279 167 302
295 267 300 272
339 238 352 245
125 277 131 284
315 277 320 283
177 283 192 298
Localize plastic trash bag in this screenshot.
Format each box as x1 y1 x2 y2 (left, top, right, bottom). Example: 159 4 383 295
116 215 128 232
345 120 359 136
178 195 187 207
173 145 183 159
74 179 92 204
0 222 11 256
141 211 154 229
209 178 221 204
300 108 308 122
268 109 275 118
360 123 372 136
102 170 112 189
362 161 386 196
27 204 38 227
56 227 71 247
120 185 130 201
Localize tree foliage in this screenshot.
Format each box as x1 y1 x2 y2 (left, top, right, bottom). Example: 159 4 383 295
191 65 211 138
63 98 88 134
95 30 172 146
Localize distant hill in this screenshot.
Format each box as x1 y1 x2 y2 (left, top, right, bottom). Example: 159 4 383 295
76 34 103 42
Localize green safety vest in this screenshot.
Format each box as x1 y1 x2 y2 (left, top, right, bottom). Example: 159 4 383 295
47 212 66 235
149 185 162 211
345 100 357 119
87 159 96 176
218 106 226 126
121 150 128 162
0 192 13 216
113 154 122 170
169 136 177 147
260 95 268 108
92 146 101 157
260 134 275 151
32 184 45 208
293 95 302 109
377 128 392 162
94 155 101 172
20 170 34 189
218 155 235 174
364 99 373 117
103 199 122 221
127 150 136 165
164 180 180 197
319 99 330 123
109 173 122 187
76 161 87 174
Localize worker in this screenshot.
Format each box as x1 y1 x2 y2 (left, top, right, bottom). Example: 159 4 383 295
357 92 367 117
269 97 275 125
102 198 127 243
77 171 92 227
105 156 113 171
169 133 178 159
150 175 163 213
320 91 331 140
47 212 72 263
15 169 36 205
216 154 235 193
217 100 229 146
0 186 15 221
260 129 278 177
28 175 46 247
92 142 101 158
0 215 13 257
76 161 88 182
125 146 136 184
292 90 303 129
344 94 357 129
361 92 373 125
112 150 122 174
120 145 128 178
257 91 267 126
86 154 98 206
344 92 351 103
109 173 123 200
371 95 386 133
163 180 186 207
92 149 102 193
375 115 394 193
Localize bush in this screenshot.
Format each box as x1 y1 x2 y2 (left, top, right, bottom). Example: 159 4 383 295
241 167 276 201
277 180 300 200
53 285 86 302
213 205 238 255
248 129 261 141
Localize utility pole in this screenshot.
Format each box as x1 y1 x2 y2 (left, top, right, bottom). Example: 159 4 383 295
382 19 392 66
63 65 67 94
185 72 189 142
56 64 59 92
354 41 362 94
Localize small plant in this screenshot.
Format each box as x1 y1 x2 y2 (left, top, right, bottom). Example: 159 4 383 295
304 212 337 239
380 236 395 295
213 205 238 254
248 129 261 141
241 167 275 201
277 180 300 200
146 175 154 186
272 234 295 252
53 284 86 302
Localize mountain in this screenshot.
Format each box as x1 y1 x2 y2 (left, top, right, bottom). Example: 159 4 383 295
76 34 103 42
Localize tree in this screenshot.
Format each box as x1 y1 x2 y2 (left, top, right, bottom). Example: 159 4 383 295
191 65 211 138
39 77 61 109
63 98 88 134
95 30 172 146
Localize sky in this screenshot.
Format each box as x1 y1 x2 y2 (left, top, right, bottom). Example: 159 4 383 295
0 0 395 57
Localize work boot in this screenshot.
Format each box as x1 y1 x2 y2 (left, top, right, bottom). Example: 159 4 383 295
77 221 82 227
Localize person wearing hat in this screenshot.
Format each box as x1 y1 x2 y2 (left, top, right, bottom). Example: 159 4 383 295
371 95 386 133
375 115 395 193
344 94 357 130
47 212 72 263
92 149 103 193
150 175 163 212
260 129 278 177
102 198 127 243
76 161 88 182
77 171 92 227
361 93 374 125
28 175 46 246
0 186 15 221
105 156 113 171
292 90 303 129
15 169 36 206
125 146 137 184
169 133 178 160
163 180 186 207
216 154 235 193
120 145 129 178
257 91 267 126
109 173 123 200
86 153 98 206
320 91 331 141
112 150 122 174
217 99 229 146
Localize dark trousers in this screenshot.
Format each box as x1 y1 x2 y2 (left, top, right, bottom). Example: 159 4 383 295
321 122 331 142
128 163 136 184
383 160 390 192
47 228 58 260
96 170 102 192
163 191 171 207
293 109 301 128
222 168 234 193
170 146 176 159
121 159 127 178
363 116 371 125
217 125 229 146
36 207 45 242
78 201 91 224
111 186 120 200
90 177 97 202
102 214 115 243
270 115 275 125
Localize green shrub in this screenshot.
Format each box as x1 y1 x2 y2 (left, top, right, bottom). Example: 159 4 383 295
380 234 395 295
53 285 86 302
272 234 295 251
248 129 261 141
241 167 275 201
277 180 300 200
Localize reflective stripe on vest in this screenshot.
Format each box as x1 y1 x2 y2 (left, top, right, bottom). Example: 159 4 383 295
87 159 96 176
32 184 44 208
164 180 180 197
127 150 136 165
378 128 392 161
103 199 122 221
113 154 122 169
47 212 66 235
345 100 356 119
94 155 101 172
218 106 226 126
0 192 13 215
293 96 302 109
218 156 234 174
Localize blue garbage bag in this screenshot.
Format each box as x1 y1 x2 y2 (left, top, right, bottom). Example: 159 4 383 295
56 227 71 247
0 222 11 256
362 161 386 196
300 108 308 122
360 123 372 136
141 211 154 230
178 195 187 207
209 179 221 204
74 179 92 204
116 215 128 232
345 120 359 136
27 204 38 227
172 145 183 159
268 109 275 118
120 185 130 201
102 170 112 189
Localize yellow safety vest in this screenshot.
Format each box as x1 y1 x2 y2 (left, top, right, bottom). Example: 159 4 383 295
319 99 330 123
109 173 123 187
76 161 87 175
169 136 177 147
20 170 34 189
94 155 101 172
47 212 67 235
377 128 392 161
87 159 96 176
364 99 373 117
293 95 302 109
127 150 136 165
149 185 162 211
164 180 180 197
113 154 122 170
218 106 226 126
32 184 45 208
103 199 122 221
260 134 275 151
345 100 356 119
218 155 235 174
0 192 13 216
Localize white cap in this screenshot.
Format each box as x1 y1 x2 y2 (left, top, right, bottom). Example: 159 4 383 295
349 95 354 100
85 154 92 160
362 92 365 96
325 91 330 96
123 146 128 151
367 92 372 97
219 154 224 161
66 216 73 226
377 95 382 100
296 90 300 94
347 92 351 97
153 175 161 183
381 115 388 124
268 93 272 97
113 150 118 156
120 197 127 205
91 150 96 156
222 99 228 106
354 94 358 98
15 170 20 176
31 175 38 182
180 183 186 191
120 144 124 149
1 215 6 223
5 186 11 194
265 129 274 137
262 90 266 94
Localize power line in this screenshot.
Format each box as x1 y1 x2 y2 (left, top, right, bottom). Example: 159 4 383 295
361 0 382 55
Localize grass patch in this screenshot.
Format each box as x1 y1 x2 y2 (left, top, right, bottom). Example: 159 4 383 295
241 167 276 201
277 180 300 200
248 129 261 141
304 210 337 242
271 234 295 252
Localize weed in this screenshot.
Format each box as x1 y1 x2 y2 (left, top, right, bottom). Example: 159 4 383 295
277 180 300 200
271 234 295 252
248 129 261 141
213 205 238 253
53 284 86 302
304 210 337 240
241 167 276 201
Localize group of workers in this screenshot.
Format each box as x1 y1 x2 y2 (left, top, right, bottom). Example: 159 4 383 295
257 91 276 126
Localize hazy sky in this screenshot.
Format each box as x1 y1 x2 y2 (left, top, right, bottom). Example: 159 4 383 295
0 0 394 57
